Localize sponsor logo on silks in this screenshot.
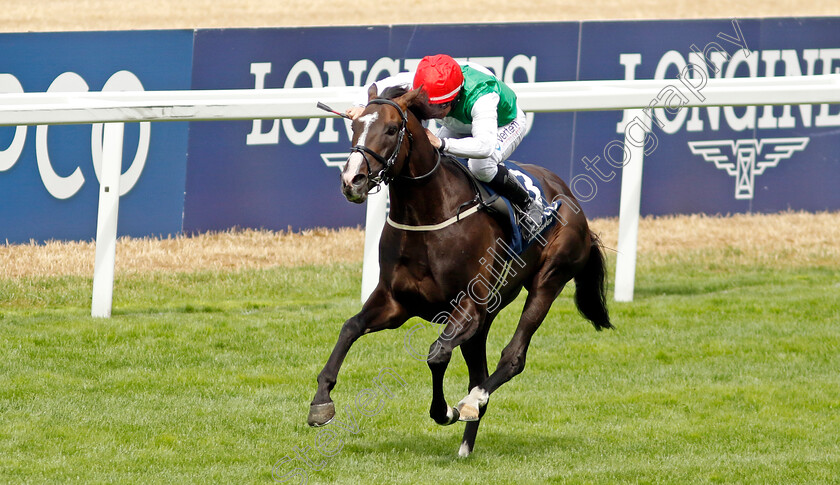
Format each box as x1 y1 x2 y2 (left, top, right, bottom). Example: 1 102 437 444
688 137 809 200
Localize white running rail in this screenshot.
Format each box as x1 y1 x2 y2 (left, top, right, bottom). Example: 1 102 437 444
1 74 838 315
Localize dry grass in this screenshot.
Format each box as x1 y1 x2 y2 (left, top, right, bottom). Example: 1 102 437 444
1 0 838 33
593 211 840 269
3 212 838 279
1 227 364 279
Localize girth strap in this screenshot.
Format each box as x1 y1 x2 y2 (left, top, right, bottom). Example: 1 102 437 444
386 204 483 232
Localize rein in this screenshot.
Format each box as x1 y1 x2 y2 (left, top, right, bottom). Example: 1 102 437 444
349 98 440 187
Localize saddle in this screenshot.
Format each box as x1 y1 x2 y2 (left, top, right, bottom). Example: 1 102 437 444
445 155 563 255
445 155 515 236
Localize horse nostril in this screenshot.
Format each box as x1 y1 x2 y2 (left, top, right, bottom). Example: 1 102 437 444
351 174 367 187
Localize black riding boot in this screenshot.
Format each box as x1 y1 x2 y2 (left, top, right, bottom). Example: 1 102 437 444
488 165 544 234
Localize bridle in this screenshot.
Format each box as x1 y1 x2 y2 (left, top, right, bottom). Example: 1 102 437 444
348 98 487 232
349 98 441 190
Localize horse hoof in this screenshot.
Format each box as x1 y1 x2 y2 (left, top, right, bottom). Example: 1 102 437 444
445 406 461 425
457 387 489 421
457 403 480 422
308 401 335 427
432 406 461 426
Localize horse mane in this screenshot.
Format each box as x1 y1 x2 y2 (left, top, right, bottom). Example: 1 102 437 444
379 85 427 121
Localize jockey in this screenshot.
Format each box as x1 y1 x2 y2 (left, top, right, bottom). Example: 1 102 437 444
346 54 543 226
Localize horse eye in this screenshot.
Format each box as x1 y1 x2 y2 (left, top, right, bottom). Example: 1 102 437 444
385 125 398 136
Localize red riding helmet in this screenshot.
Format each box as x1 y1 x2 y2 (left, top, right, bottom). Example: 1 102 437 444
412 54 464 104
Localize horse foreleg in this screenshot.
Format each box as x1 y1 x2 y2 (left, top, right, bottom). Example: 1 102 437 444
426 305 481 426
308 288 406 427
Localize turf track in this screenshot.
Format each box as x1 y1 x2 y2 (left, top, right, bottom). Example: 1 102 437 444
1 256 837 483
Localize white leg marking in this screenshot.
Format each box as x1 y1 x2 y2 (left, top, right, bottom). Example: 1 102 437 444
458 441 471 457
459 387 489 408
445 405 456 422
456 387 489 422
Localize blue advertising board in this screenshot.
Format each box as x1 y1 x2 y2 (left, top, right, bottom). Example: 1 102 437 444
184 23 580 233
3 20 839 243
0 30 193 243
186 18 839 232
184 27 391 233
573 18 840 218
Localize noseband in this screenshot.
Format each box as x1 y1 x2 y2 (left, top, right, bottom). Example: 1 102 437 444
349 98 440 189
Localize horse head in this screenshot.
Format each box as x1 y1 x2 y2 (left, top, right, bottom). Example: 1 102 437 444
340 84 423 203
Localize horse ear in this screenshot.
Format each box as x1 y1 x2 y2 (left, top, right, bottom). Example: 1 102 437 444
398 87 423 108
367 83 378 102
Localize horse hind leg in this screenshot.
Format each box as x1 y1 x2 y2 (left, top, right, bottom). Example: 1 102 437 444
466 282 565 409
459 238 613 436
456 328 491 457
456 387 489 422
458 403 489 458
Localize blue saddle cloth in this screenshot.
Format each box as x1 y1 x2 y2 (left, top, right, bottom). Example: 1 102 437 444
461 160 563 254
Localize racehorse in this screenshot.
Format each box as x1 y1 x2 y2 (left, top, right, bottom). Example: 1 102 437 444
308 84 613 457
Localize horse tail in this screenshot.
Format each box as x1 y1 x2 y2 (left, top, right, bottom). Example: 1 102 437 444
573 233 614 331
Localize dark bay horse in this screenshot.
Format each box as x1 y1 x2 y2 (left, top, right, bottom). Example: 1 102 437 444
308 85 613 457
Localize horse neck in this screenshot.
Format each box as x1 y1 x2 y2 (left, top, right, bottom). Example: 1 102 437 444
387 120 467 225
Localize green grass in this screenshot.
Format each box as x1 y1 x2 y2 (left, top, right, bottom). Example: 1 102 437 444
0 259 838 484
